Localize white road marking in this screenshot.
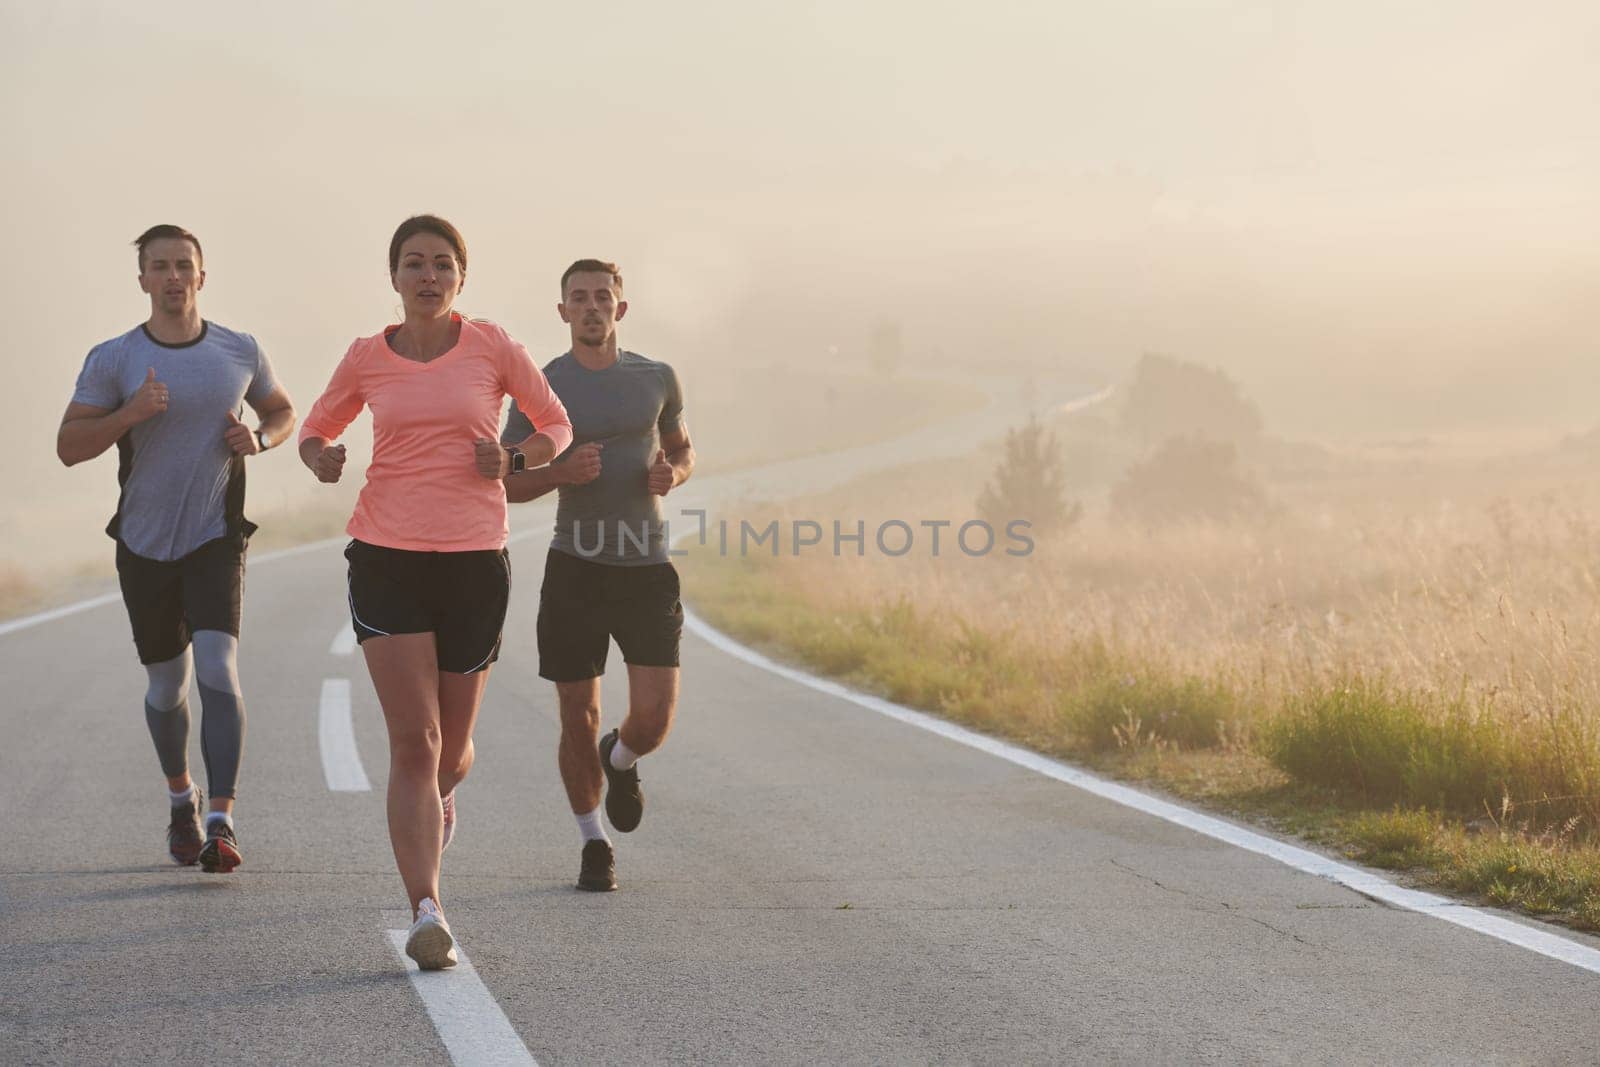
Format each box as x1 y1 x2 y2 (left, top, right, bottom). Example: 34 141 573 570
681 606 1600 978
0 535 351 639
0 591 122 638
252 534 351 563
385 923 538 1067
329 626 357 656
319 678 370 792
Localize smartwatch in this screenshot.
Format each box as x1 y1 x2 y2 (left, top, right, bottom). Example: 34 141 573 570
507 447 527 475
255 428 270 452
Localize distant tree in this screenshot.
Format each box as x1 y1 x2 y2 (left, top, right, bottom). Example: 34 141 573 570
978 416 1082 533
1110 436 1269 525
1120 353 1264 451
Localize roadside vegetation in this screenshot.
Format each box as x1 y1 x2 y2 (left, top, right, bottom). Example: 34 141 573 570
681 357 1600 931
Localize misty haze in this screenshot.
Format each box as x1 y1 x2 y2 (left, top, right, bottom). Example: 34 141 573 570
6 2 1600 1062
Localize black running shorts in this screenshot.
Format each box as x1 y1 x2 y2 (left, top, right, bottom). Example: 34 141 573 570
116 534 247 665
537 548 683 682
344 539 511 675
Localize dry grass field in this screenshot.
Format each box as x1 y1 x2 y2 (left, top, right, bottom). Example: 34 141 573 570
681 406 1600 928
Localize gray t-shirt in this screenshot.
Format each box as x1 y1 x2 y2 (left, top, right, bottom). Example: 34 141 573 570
502 350 684 566
72 322 280 561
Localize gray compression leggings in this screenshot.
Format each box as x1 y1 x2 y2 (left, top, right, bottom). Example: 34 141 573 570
143 630 247 800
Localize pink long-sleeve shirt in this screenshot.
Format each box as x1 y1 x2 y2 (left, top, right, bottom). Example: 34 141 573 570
299 315 572 552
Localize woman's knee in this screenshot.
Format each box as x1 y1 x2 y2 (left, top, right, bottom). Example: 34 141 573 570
390 720 443 773
441 737 474 781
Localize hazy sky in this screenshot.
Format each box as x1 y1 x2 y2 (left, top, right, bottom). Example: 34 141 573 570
4 1 1598 562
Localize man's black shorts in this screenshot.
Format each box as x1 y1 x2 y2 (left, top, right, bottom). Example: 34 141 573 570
537 549 682 682
344 539 510 675
116 533 247 665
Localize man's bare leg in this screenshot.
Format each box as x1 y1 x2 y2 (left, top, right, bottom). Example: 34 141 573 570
616 665 678 759
557 677 616 890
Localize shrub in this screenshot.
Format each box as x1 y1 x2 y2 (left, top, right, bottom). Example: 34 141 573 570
1264 680 1513 813
1069 672 1233 750
1120 353 1264 451
1110 436 1269 525
978 416 1081 533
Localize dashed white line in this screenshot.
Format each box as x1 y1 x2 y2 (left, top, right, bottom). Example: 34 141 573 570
681 605 1600 978
385 922 538 1066
318 677 370 792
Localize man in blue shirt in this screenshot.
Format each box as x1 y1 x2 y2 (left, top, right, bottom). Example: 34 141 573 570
58 225 297 873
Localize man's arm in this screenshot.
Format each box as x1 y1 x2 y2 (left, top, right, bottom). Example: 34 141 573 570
248 385 297 450
57 368 169 466
57 402 132 467
648 424 695 496
505 440 603 503
226 385 298 457
504 465 566 504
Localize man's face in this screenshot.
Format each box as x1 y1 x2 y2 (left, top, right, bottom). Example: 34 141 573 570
558 271 627 346
138 237 204 316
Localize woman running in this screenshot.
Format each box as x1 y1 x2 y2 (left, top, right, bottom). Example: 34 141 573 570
298 215 572 969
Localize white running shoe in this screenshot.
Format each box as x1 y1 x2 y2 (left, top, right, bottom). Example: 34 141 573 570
441 791 457 852
405 897 457 970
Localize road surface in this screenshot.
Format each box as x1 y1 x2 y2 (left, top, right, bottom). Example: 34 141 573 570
4 377 1599 1065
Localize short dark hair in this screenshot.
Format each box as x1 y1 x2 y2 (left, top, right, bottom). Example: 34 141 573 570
134 225 202 271
560 259 623 298
389 215 468 274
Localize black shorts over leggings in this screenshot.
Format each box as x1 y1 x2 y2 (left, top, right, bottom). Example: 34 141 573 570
116 533 247 665
345 539 511 675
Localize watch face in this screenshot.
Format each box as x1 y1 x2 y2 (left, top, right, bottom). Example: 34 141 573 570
512 451 527 474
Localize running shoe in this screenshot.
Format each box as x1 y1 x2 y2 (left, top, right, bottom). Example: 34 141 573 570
167 787 204 866
198 819 242 874
441 790 457 852
405 897 458 970
577 839 618 892
598 729 644 833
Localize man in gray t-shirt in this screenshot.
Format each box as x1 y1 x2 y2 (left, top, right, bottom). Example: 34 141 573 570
57 225 297 874
502 347 684 564
504 258 696 893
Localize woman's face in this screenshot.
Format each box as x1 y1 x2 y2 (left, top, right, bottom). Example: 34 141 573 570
391 232 464 318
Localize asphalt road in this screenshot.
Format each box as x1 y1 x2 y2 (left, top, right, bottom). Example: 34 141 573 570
4 378 1600 1065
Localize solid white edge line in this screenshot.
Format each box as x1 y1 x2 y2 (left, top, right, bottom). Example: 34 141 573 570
384 926 538 1067
679 604 1600 978
0 591 123 638
0 534 352 639
252 533 350 564
0 527 546 640
318 677 370 792
329 626 358 656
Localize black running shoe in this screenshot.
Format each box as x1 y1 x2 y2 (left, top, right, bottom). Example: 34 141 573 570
598 729 644 833
198 820 242 874
167 787 204 866
577 839 617 892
